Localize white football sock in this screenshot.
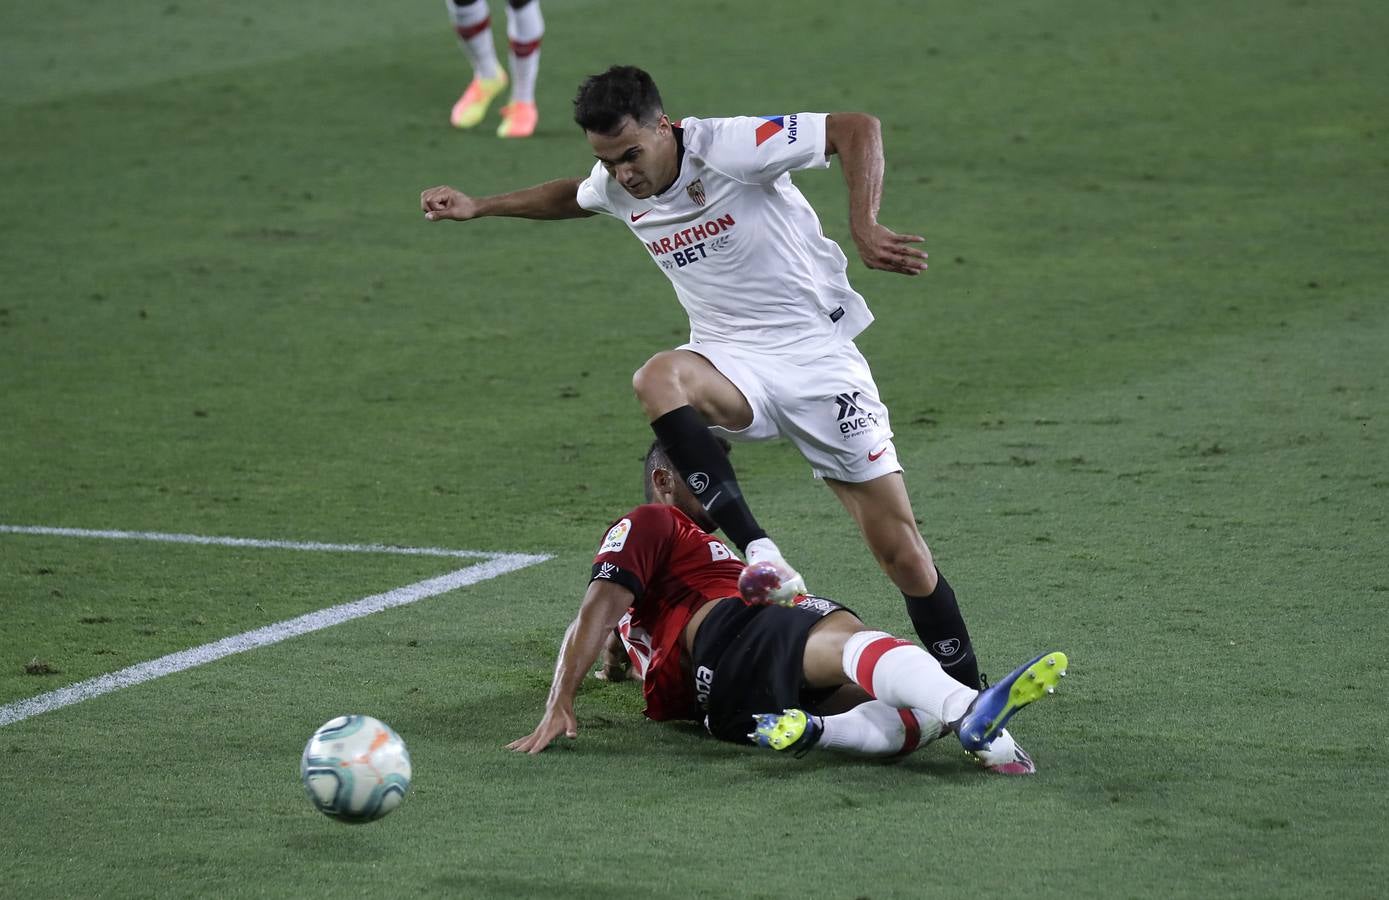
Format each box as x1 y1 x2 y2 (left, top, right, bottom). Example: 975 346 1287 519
969 727 1019 765
504 0 544 104
816 701 944 757
842 630 977 726
446 0 502 80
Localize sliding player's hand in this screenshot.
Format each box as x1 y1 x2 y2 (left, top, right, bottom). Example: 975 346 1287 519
506 705 578 754
595 627 640 682
420 185 480 222
852 223 928 276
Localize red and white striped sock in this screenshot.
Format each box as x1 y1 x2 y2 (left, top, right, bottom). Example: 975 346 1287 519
504 0 543 103
842 630 977 726
817 701 944 757
447 0 502 80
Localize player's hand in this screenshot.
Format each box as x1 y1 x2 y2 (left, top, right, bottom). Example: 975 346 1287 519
420 185 480 222
852 223 928 276
505 705 578 755
595 662 641 682
595 629 639 682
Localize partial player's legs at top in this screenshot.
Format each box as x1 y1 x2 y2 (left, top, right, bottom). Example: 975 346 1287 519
445 0 543 136
446 0 507 128
498 0 543 138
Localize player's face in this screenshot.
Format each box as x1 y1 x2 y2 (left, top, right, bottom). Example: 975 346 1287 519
587 115 678 200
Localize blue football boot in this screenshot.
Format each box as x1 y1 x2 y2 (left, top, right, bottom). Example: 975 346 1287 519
957 651 1068 752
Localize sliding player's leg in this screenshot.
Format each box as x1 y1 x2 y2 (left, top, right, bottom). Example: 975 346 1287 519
752 701 1037 773
751 700 943 757
753 610 1065 769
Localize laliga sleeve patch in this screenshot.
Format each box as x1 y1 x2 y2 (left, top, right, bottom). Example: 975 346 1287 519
599 518 633 554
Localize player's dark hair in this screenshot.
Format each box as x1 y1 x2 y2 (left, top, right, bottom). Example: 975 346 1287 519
643 441 671 502
573 66 665 135
643 437 730 502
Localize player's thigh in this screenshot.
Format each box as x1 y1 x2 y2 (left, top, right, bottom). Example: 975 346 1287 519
674 344 780 439
634 348 756 429
801 608 870 688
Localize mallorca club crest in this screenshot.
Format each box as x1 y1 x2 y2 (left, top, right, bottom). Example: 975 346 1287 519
686 178 706 207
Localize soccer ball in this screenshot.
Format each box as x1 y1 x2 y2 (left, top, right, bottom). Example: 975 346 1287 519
300 715 412 823
738 560 792 606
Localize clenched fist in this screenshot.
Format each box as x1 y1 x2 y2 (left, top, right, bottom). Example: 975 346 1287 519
420 185 479 222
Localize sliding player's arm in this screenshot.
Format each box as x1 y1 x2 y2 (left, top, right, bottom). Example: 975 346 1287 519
506 578 633 755
421 178 595 222
824 112 928 276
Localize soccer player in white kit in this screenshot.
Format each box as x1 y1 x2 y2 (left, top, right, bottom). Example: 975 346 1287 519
421 66 985 698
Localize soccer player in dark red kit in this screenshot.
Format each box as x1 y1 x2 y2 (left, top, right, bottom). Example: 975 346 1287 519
507 442 1068 772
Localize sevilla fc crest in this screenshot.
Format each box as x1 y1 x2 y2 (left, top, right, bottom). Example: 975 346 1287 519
686 179 706 206
932 638 961 658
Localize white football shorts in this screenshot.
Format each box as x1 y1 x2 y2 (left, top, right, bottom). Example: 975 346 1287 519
680 340 902 483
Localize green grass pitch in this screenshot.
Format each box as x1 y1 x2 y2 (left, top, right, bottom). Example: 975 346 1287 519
2 0 1387 896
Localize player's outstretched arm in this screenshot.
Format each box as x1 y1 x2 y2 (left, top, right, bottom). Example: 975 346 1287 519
506 579 633 755
420 178 595 222
824 113 928 277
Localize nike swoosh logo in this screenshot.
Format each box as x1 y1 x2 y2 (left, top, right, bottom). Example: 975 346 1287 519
630 210 652 222
868 445 890 462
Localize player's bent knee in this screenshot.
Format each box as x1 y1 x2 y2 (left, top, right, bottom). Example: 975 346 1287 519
631 352 677 394
636 355 677 400
632 352 694 415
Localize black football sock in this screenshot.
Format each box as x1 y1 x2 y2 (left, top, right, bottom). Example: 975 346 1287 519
903 569 981 690
650 405 766 551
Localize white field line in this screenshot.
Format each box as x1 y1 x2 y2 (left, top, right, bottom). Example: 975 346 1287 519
0 525 553 728
0 554 550 728
0 524 495 558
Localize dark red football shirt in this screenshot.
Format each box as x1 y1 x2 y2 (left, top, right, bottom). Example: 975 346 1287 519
590 503 744 721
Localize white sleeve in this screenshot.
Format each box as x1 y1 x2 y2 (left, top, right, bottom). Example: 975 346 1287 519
684 113 831 184
575 160 616 216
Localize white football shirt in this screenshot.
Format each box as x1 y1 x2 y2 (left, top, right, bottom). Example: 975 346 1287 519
575 113 873 361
